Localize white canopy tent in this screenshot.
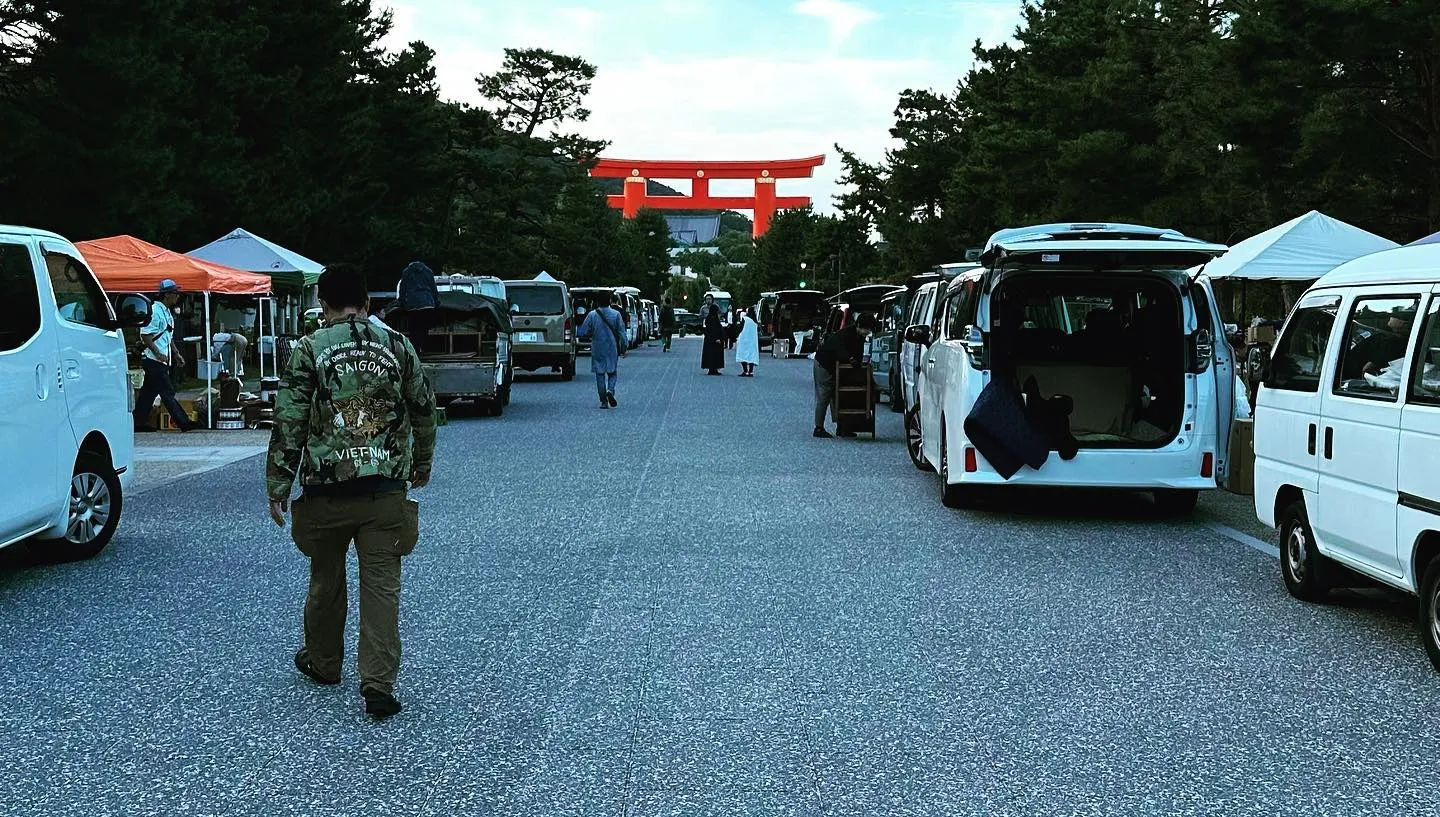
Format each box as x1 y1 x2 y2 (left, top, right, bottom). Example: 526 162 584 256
534 270 559 282
1205 210 1398 281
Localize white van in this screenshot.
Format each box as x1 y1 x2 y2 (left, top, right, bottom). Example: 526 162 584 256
0 226 150 559
1252 242 1440 669
907 223 1234 514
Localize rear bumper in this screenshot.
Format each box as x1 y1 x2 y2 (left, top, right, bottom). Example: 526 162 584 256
513 346 573 370
425 362 500 398
951 441 1218 490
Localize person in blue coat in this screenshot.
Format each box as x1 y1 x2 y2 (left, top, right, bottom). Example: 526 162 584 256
577 292 627 409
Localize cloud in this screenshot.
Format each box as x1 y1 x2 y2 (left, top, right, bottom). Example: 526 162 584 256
794 0 879 49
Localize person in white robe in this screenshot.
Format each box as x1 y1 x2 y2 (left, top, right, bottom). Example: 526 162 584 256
736 309 760 377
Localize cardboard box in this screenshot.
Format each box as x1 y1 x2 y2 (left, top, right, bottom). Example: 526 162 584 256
1246 324 1277 345
1225 418 1254 496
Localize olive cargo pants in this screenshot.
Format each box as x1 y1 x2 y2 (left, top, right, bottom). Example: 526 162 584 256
290 491 419 695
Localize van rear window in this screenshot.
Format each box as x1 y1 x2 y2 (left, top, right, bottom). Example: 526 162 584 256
507 286 565 316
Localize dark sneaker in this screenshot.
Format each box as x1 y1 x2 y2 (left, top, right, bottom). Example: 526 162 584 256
599 402 610 409
607 392 618 407
837 430 858 438
294 649 340 686
363 688 403 720
813 428 833 438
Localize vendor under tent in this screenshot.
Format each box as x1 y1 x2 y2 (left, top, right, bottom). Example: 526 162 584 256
1205 210 1397 282
76 235 276 429
188 227 324 334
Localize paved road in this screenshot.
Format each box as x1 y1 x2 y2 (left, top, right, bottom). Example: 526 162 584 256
2 337 1437 816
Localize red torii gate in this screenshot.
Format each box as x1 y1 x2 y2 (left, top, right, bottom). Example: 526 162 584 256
590 155 825 239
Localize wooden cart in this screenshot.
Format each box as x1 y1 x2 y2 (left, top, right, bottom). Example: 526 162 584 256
834 361 876 437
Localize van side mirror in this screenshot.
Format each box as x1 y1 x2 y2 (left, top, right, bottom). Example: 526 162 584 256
113 293 152 329
1249 344 1272 386
904 324 931 345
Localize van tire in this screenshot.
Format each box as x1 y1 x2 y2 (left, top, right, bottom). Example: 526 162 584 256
562 361 575 381
55 454 122 561
488 399 504 418
905 406 932 472
939 423 974 509
1418 557 1440 673
1152 489 1199 517
1280 501 1331 603
889 372 904 412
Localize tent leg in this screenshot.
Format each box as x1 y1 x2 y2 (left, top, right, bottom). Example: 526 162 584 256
257 296 265 382
269 297 279 377
204 292 213 430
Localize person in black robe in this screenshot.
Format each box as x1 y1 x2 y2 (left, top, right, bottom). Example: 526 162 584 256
700 295 726 375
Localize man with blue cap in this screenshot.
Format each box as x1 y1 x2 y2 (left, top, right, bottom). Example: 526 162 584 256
133 278 196 432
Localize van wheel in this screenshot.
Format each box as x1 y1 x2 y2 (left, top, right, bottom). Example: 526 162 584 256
1418 557 1440 673
58 454 122 561
562 361 575 381
889 374 904 413
905 406 932 472
939 423 974 509
1280 501 1331 602
488 399 504 418
1152 489 1199 517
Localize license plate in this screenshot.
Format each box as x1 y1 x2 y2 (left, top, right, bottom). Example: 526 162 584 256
516 331 543 343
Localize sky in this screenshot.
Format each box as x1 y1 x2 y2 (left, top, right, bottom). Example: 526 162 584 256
382 0 1022 216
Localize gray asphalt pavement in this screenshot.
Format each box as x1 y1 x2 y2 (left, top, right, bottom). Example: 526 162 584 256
2 336 1437 816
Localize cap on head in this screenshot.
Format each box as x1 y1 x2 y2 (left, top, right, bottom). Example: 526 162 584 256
158 279 181 294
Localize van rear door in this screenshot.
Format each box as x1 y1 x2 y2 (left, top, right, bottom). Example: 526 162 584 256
1195 279 1237 488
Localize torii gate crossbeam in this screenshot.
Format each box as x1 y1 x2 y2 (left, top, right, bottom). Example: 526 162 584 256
590 156 825 239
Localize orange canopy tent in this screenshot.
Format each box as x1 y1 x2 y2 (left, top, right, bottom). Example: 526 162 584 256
76 236 277 427
76 234 271 295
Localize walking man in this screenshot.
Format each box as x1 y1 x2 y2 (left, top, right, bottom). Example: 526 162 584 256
266 263 436 720
659 297 676 352
578 292 627 408
814 314 877 438
133 278 196 432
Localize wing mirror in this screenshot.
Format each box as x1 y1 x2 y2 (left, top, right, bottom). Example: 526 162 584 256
904 324 931 346
1250 344 1273 386
113 293 152 329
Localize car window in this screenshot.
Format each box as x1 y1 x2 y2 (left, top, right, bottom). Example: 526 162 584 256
947 279 978 339
1410 298 1440 406
44 249 111 329
1333 295 1420 401
508 285 565 316
0 241 42 351
1268 297 1341 393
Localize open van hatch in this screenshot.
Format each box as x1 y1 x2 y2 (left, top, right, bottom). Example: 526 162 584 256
984 237 1226 450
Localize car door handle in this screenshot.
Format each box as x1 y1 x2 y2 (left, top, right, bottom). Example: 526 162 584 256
1324 426 1334 460
34 363 47 399
1307 424 1316 456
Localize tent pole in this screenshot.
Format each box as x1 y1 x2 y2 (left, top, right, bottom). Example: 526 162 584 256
257 296 265 381
269 297 278 376
204 291 213 430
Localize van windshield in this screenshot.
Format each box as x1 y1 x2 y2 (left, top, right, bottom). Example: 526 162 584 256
507 286 565 316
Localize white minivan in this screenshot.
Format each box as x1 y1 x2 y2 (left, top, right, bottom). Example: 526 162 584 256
0 225 150 559
906 223 1235 514
1252 242 1440 670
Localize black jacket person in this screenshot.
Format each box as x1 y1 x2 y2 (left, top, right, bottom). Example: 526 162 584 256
813 316 876 438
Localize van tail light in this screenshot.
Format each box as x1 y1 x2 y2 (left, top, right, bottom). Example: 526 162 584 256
964 326 988 371
564 316 573 343
964 447 978 473
1201 452 1214 479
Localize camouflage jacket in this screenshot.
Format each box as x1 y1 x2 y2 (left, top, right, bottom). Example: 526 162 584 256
266 316 436 500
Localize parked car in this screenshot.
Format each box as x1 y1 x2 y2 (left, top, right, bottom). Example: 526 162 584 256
388 276 512 416
1 225 151 559
616 287 644 346
871 289 905 408
899 279 944 428
771 289 829 356
908 222 1235 514
814 284 903 357
674 308 702 336
1251 241 1440 670
503 278 576 380
641 298 658 342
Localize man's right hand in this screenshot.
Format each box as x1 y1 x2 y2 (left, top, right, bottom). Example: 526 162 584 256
409 472 430 489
